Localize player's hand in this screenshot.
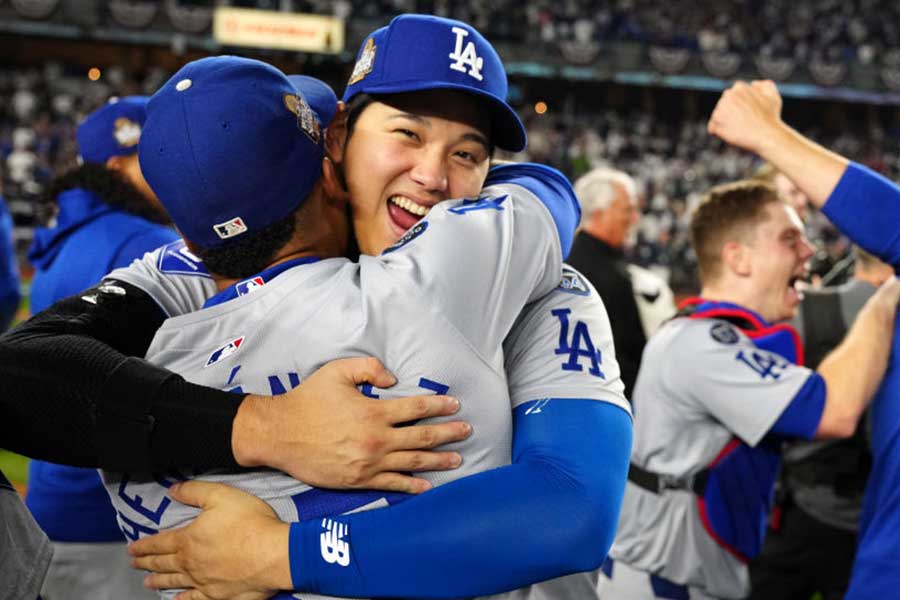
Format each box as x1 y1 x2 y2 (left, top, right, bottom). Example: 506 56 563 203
708 80 784 154
130 480 290 600
232 356 471 494
870 275 900 317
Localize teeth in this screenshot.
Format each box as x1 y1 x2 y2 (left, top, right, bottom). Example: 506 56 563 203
390 196 430 217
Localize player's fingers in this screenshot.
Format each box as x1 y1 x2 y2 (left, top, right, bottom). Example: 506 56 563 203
144 572 196 591
174 589 213 600
166 480 227 509
390 420 472 449
332 356 397 388
382 394 461 424
362 472 433 494
382 449 463 473
132 552 182 574
129 531 180 557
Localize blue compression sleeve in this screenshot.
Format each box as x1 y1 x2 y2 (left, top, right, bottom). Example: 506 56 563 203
822 162 900 270
288 399 632 598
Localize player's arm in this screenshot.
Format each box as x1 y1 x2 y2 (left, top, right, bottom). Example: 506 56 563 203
812 276 900 438
0 276 470 493
708 80 900 268
132 399 632 598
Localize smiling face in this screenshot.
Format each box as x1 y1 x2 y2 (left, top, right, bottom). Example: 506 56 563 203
338 90 492 255
745 202 815 322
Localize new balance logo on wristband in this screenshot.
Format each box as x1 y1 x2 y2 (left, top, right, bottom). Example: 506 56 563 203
320 518 350 567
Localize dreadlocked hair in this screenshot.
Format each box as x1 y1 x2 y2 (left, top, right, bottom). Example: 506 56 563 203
38 162 170 226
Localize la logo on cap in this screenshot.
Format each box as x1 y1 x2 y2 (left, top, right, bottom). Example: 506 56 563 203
449 27 483 81
113 117 141 148
214 217 248 240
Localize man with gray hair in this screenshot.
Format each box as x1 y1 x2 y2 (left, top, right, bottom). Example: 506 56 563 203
568 167 673 398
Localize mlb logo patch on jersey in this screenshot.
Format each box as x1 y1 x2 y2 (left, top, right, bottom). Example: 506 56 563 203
157 240 210 277
213 217 248 240
710 322 740 345
236 276 265 296
557 267 591 296
205 336 245 368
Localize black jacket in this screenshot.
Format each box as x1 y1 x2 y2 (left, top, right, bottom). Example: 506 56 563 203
566 230 646 399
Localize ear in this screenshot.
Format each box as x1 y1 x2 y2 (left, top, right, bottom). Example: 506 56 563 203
722 240 752 277
321 156 349 210
105 155 125 173
324 102 348 164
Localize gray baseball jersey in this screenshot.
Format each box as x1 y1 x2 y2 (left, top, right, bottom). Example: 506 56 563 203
103 180 627 599
607 316 814 599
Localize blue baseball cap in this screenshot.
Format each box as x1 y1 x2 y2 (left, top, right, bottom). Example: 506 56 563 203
77 96 148 164
139 56 337 249
342 14 526 153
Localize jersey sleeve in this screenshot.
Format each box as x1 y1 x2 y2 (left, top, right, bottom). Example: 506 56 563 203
108 239 216 318
822 162 900 269
287 398 632 598
371 163 578 362
504 265 631 416
670 319 818 446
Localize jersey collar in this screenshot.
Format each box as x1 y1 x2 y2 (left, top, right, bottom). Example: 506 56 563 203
203 256 321 309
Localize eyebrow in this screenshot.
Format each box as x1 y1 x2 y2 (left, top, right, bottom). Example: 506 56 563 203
387 112 491 153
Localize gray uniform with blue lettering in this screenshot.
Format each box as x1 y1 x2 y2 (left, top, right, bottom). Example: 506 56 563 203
106 192 629 600
600 317 814 599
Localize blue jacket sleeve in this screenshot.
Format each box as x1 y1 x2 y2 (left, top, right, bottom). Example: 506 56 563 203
822 163 900 270
288 399 632 598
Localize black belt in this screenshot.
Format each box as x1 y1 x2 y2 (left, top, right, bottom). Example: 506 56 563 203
628 463 710 496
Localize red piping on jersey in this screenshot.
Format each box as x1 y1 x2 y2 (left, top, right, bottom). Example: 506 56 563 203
677 298 805 366
678 298 804 562
695 438 749 564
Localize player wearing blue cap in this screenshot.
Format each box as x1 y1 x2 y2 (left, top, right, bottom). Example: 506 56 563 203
0 15 631 599
25 96 179 600
707 80 900 600
99 53 628 600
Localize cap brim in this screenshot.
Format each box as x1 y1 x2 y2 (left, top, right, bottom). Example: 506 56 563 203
357 80 526 153
287 75 338 127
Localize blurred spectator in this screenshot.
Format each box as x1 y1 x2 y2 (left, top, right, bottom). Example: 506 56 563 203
750 246 895 600
0 185 20 332
570 167 673 399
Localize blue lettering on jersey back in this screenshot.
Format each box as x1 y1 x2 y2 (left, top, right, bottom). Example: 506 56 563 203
551 307 605 378
448 194 508 215
736 350 789 380
268 372 301 394
156 240 211 277
117 511 159 541
418 377 450 395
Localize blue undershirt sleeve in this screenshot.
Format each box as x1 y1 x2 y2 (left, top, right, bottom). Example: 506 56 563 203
822 162 900 270
769 373 826 439
287 399 632 598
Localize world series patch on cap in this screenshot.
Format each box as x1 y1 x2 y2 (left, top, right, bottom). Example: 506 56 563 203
342 14 526 153
76 95 148 165
139 56 337 249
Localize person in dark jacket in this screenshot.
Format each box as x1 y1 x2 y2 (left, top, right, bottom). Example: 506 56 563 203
25 95 178 600
568 167 673 398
